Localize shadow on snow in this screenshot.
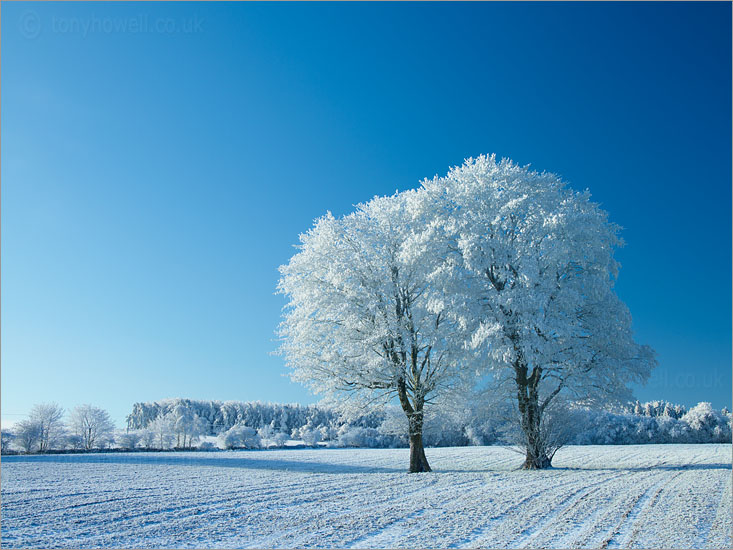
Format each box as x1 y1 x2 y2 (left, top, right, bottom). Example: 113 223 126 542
4 453 729 474
1 453 406 474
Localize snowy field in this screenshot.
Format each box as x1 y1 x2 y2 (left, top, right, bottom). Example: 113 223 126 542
1 444 730 549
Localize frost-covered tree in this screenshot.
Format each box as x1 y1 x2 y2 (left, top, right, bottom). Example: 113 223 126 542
1 429 14 454
13 420 41 453
148 414 176 449
630 400 687 419
216 424 261 449
170 403 207 448
421 155 656 468
257 422 289 448
68 405 116 450
298 423 322 447
139 428 156 449
681 402 732 443
271 431 290 448
116 430 142 450
278 191 473 472
28 403 65 452
66 434 84 450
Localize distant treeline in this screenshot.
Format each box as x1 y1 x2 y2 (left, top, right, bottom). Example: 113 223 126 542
125 398 732 449
126 399 346 436
3 398 729 455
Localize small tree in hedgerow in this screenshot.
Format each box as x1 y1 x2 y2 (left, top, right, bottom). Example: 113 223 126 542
68 404 116 451
28 403 65 452
420 155 657 469
278 191 474 473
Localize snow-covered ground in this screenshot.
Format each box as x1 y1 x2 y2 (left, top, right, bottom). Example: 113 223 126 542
1 444 730 549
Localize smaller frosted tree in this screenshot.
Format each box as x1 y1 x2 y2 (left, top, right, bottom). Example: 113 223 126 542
170 405 207 448
1 429 14 453
68 405 116 450
28 403 65 452
272 431 289 447
279 192 474 472
216 424 261 449
299 424 322 447
681 403 732 443
66 434 84 450
14 420 41 453
149 414 176 449
116 430 142 450
139 428 156 449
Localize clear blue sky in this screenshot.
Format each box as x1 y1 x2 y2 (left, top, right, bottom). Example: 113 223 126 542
2 1 730 428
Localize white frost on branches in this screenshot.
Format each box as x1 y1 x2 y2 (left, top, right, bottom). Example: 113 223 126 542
278 154 657 469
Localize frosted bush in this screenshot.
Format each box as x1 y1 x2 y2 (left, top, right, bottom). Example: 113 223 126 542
300 427 321 447
336 426 383 448
216 424 261 450
116 431 142 450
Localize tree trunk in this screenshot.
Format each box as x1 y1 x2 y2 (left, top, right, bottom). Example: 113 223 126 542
523 439 552 469
397 377 432 473
515 356 552 469
519 397 552 469
408 422 431 473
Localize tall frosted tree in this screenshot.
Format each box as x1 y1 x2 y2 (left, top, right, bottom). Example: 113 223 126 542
278 191 472 472
421 155 656 468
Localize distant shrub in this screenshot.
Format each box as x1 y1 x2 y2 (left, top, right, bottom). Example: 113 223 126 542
216 424 261 450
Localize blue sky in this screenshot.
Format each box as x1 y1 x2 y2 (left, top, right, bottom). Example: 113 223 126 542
2 1 730 428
